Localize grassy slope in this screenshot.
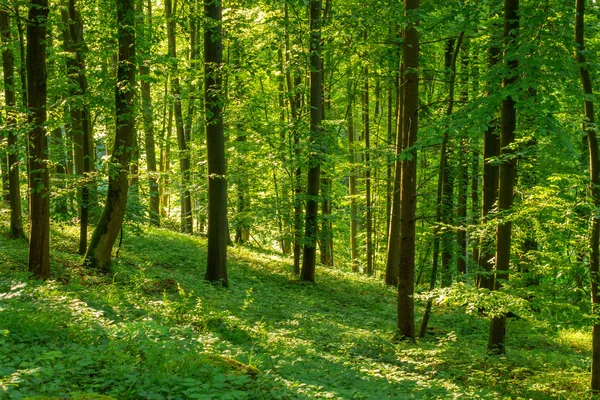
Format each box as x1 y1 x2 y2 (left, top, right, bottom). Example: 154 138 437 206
0 215 593 399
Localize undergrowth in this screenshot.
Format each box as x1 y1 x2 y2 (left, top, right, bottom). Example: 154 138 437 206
0 215 594 399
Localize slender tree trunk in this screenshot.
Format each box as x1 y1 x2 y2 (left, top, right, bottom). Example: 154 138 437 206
27 0 50 279
488 0 519 355
166 0 193 234
456 45 470 278
284 3 303 275
84 0 136 272
301 0 323 282
471 149 480 270
347 86 359 272
204 0 228 286
364 61 373 276
477 42 501 290
14 4 26 109
1 149 7 203
140 0 159 226
160 80 172 218
385 62 403 286
0 10 23 238
575 0 600 389
66 0 92 255
397 0 420 339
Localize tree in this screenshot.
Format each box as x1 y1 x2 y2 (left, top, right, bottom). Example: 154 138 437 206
575 0 600 390
165 0 193 234
204 0 228 286
27 0 50 279
488 0 519 355
0 7 23 238
397 0 420 339
301 0 323 283
139 0 160 227
84 0 136 272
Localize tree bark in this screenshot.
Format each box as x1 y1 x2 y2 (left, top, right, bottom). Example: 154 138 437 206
84 0 136 272
488 0 519 355
140 0 159 226
284 3 303 275
204 0 228 286
166 0 193 234
347 84 359 272
27 0 50 279
385 62 403 286
0 9 23 238
397 0 420 339
66 0 92 255
575 0 600 390
364 61 373 276
477 44 501 290
301 0 323 283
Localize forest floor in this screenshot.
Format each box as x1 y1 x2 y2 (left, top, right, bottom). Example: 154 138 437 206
0 214 594 399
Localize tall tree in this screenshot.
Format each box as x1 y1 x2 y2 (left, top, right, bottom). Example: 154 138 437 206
385 62 403 287
139 0 160 226
364 52 373 276
27 0 50 279
488 0 519 355
204 0 228 286
397 0 420 339
301 0 323 283
84 0 136 272
284 2 303 275
165 0 193 234
0 8 23 238
347 82 359 273
477 38 501 290
575 0 600 390
65 0 93 255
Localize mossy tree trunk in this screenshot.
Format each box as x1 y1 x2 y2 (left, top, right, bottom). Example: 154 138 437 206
84 0 136 273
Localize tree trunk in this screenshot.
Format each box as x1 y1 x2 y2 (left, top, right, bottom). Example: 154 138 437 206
575 0 600 389
204 0 228 286
364 62 373 276
84 0 136 272
301 0 323 283
488 0 519 355
397 0 420 339
284 3 303 275
160 81 172 218
166 0 193 234
385 62 403 286
27 0 50 279
347 85 359 272
0 9 23 238
14 4 27 109
477 43 501 290
66 0 92 255
140 0 159 226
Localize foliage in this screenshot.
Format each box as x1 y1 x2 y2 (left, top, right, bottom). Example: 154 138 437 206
0 215 594 399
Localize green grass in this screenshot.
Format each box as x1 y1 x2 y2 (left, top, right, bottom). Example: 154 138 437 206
0 214 594 399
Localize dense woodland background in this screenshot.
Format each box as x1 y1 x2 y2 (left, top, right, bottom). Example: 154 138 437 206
2 0 600 398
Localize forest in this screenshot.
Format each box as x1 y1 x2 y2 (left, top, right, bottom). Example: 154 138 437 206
1 0 600 398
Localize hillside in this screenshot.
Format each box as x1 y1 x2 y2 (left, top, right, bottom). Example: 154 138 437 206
0 216 592 399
